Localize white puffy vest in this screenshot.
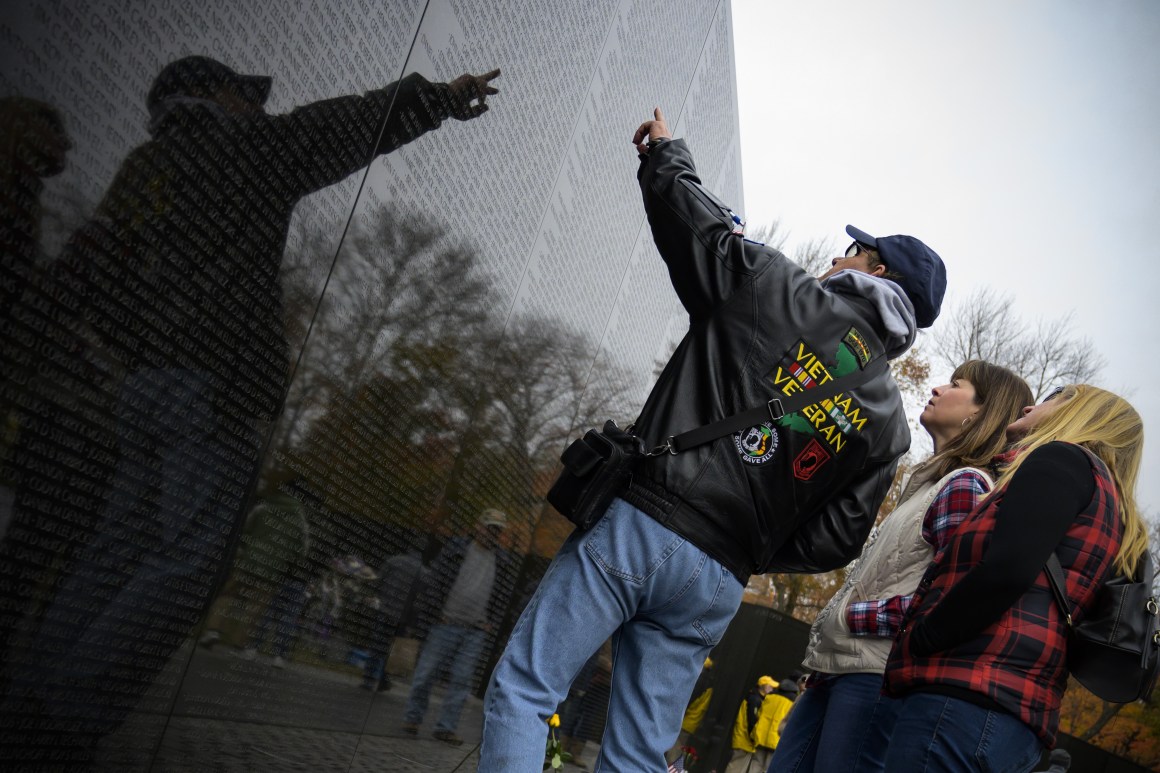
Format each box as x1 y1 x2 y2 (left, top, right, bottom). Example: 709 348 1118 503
801 465 992 676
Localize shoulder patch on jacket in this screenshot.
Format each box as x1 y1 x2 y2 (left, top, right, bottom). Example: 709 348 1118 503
843 326 873 368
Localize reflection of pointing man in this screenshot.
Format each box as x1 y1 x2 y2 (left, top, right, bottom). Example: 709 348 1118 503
482 107 947 770
14 56 500 750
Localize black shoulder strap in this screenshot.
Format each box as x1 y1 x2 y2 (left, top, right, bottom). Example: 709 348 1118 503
1044 553 1074 627
661 357 890 455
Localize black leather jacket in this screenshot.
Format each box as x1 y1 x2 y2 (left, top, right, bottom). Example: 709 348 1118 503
623 140 911 584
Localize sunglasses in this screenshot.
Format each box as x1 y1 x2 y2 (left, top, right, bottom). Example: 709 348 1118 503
1041 386 1065 403
844 242 873 259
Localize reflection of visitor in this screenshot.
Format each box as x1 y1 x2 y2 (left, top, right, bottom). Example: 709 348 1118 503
241 571 309 669
303 554 377 660
198 484 312 650
3 54 500 752
0 96 70 321
0 96 70 533
403 509 514 746
362 533 429 692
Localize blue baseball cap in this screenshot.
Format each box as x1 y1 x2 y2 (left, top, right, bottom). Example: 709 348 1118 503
846 225 947 328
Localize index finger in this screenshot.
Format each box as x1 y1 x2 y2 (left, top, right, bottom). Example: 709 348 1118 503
654 106 665 123
631 120 653 146
480 68 501 82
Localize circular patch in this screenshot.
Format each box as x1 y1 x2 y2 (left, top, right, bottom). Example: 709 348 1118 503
733 422 779 465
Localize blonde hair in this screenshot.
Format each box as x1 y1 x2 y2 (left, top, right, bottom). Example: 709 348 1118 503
921 360 1032 482
996 385 1146 577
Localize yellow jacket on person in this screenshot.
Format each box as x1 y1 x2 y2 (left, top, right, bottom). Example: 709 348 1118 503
681 686 712 734
753 693 794 749
730 699 758 753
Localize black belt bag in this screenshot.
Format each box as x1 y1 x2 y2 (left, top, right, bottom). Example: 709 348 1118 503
547 420 643 530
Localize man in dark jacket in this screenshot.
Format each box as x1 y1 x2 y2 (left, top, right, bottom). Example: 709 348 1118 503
481 108 946 771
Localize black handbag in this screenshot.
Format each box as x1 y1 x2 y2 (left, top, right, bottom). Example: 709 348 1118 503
547 421 643 530
1044 551 1160 703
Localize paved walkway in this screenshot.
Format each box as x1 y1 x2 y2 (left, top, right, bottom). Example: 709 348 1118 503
83 644 597 772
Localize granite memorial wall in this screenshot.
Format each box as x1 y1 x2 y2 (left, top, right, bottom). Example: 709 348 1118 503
0 0 753 768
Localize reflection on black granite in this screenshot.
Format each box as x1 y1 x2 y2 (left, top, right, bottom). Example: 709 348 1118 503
402 509 515 744
0 55 498 763
0 0 754 769
0 97 70 324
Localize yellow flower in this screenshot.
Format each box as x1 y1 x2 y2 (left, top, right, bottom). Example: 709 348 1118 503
548 713 561 728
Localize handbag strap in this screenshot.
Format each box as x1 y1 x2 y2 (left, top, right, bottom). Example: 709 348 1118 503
651 357 889 455
1043 553 1074 627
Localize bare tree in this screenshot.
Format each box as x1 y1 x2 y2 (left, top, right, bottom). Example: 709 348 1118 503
932 287 1026 369
933 286 1105 400
792 235 837 277
746 220 836 278
746 219 788 252
1019 313 1106 401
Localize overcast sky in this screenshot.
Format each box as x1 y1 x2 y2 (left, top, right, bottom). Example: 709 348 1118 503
731 0 1160 518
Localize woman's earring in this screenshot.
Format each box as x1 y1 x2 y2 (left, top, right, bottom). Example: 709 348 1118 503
961 416 972 428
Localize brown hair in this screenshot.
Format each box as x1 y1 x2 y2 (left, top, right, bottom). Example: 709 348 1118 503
921 360 1033 482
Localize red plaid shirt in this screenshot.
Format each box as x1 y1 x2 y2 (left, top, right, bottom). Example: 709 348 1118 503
846 469 988 636
884 443 1121 747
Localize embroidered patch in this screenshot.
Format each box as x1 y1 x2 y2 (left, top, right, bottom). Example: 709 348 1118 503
734 421 779 465
770 340 835 397
767 338 873 457
793 438 831 481
842 327 873 368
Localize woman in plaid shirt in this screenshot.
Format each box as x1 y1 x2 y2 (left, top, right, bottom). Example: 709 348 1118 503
878 385 1146 772
771 361 1031 772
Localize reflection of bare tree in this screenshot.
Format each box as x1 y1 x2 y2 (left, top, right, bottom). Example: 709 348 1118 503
440 317 636 534
271 205 493 458
270 204 635 540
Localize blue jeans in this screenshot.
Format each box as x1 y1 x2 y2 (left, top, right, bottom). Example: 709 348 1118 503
768 673 900 772
879 693 1043 773
480 499 744 772
404 623 487 733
